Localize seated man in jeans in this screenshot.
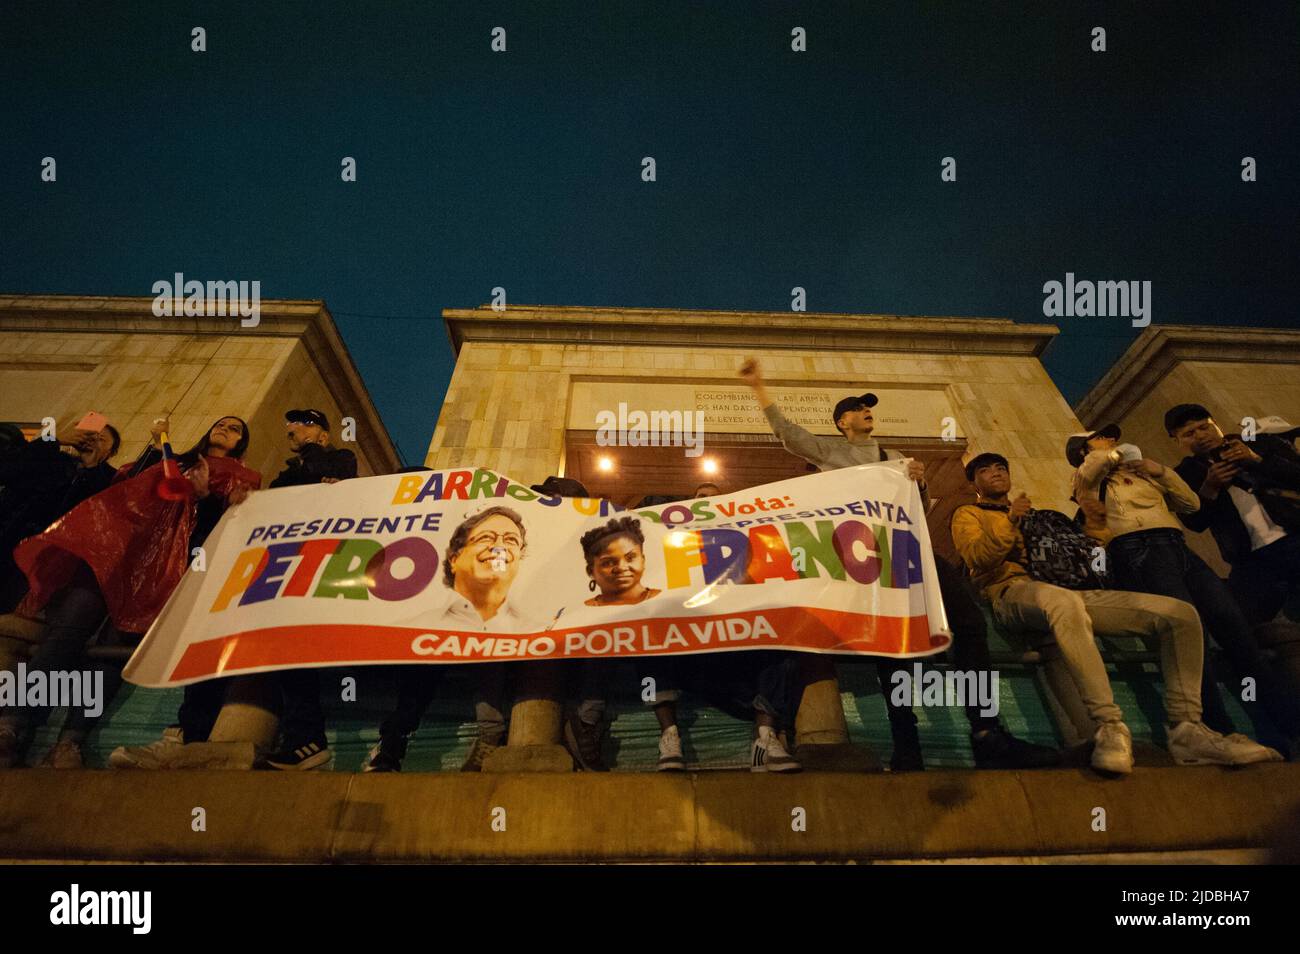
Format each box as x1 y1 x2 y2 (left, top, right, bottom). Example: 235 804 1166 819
952 452 1280 773
1070 424 1300 760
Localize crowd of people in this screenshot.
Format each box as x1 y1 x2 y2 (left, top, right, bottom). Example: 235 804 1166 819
1 364 1298 778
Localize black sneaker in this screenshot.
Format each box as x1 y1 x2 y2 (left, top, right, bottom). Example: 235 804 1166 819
562 711 609 772
362 735 407 773
887 716 925 772
971 725 1060 769
258 738 331 771
889 743 925 772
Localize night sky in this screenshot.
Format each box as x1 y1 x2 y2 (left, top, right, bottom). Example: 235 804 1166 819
3 2 1297 464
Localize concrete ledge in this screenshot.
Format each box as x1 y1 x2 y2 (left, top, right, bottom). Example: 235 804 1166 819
0 765 1298 863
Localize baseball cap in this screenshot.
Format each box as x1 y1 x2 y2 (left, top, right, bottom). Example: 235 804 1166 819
530 476 590 498
831 393 878 426
286 408 330 430
964 452 1009 483
1066 424 1121 467
1254 416 1300 439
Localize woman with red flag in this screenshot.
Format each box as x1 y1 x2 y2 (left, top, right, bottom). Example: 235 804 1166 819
0 415 261 769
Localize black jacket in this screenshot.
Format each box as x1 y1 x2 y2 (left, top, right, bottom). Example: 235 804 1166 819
0 438 116 551
1174 434 1300 565
0 438 116 608
269 443 357 488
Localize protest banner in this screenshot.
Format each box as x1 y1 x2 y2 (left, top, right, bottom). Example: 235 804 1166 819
123 462 951 686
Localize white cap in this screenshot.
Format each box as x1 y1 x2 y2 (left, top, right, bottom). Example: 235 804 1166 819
1254 415 1300 437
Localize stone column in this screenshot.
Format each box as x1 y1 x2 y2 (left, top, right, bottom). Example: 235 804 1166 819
793 656 881 771
483 661 573 773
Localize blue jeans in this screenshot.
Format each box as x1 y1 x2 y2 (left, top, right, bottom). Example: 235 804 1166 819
1109 528 1300 741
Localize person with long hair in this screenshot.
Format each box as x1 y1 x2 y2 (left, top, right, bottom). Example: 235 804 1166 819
0 414 260 769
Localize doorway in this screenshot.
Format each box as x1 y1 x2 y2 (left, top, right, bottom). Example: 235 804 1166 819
563 431 971 555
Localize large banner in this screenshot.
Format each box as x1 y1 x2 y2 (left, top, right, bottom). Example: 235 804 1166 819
123 463 951 687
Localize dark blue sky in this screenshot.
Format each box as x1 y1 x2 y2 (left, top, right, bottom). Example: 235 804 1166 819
3 2 1297 464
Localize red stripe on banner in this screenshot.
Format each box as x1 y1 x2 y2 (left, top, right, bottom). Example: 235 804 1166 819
168 606 950 682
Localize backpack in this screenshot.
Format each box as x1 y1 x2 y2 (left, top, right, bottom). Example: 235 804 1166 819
1019 509 1107 590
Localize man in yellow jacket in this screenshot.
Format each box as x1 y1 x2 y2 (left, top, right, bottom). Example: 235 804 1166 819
952 452 1281 773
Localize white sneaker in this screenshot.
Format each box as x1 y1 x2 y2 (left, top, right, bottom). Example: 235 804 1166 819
751 729 801 773
1167 722 1284 766
657 725 686 772
1091 721 1134 774
109 725 185 769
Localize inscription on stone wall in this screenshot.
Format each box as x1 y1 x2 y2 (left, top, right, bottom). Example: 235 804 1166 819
569 382 961 437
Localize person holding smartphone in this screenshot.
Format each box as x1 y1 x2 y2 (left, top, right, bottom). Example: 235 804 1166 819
1068 423 1300 759
1167 405 1300 627
1 414 259 769
0 413 121 613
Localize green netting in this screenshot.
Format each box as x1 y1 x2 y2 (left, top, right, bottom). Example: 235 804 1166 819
30 648 1270 771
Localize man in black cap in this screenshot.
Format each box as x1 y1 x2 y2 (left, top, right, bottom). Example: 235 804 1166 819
738 358 1057 770
268 409 357 489
1166 404 1300 626
260 408 358 770
1070 418 1300 758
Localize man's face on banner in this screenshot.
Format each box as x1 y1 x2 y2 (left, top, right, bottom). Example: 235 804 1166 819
451 513 525 591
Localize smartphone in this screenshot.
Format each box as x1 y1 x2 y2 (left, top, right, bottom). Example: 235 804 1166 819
1209 436 1241 463
75 411 108 433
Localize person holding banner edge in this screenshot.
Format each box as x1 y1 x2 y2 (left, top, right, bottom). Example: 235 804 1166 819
258 409 359 770
738 358 1058 772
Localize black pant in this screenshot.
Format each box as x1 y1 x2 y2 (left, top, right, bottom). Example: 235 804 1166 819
1110 528 1300 741
1228 534 1300 627
177 679 229 742
877 556 1001 740
277 669 327 745
0 579 132 746
639 651 801 732
379 666 444 739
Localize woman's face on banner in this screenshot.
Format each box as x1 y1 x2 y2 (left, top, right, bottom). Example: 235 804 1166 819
452 513 525 587
589 536 645 599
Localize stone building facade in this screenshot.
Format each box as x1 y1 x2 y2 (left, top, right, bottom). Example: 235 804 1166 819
1075 325 1300 573
0 295 400 482
427 305 1088 530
